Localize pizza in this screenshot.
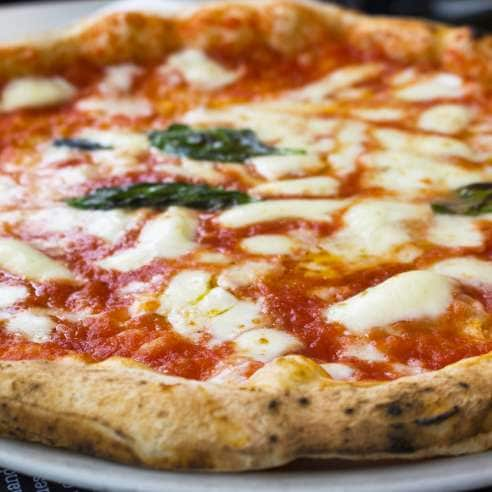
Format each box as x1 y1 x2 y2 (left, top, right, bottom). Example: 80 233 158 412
0 0 491 471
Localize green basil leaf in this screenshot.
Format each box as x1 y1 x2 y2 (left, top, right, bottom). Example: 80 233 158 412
431 182 492 216
67 182 254 211
53 138 112 151
148 124 303 162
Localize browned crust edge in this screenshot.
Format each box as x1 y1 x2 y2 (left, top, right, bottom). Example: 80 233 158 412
0 0 491 470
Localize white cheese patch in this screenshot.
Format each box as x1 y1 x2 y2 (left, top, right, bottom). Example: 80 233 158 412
325 271 454 334
159 270 212 313
430 257 492 287
39 145 75 167
156 158 224 184
395 73 465 101
250 154 324 180
77 129 148 154
328 120 367 176
373 128 473 160
0 284 28 308
240 234 296 255
98 207 197 271
351 107 404 122
321 199 426 261
218 199 344 228
418 104 472 135
196 252 231 264
0 77 75 112
99 63 142 94
342 342 387 362
207 300 262 342
362 151 484 195
195 287 237 314
217 261 275 290
234 328 302 362
0 176 22 207
321 362 354 380
289 63 382 101
251 176 338 197
4 311 54 343
0 238 74 282
27 206 138 243
76 97 152 117
159 270 263 341
164 49 240 90
427 215 483 249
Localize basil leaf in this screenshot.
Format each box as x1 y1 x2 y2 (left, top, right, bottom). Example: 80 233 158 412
67 182 254 211
54 138 112 151
431 182 492 216
148 124 303 162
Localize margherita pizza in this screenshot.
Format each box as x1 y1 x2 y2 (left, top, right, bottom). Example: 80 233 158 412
0 0 491 471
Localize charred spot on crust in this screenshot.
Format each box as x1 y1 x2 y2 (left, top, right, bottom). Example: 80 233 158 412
344 407 354 415
269 434 279 444
268 399 280 412
387 433 415 454
388 437 415 454
415 406 460 426
298 397 310 407
386 402 403 416
458 382 470 390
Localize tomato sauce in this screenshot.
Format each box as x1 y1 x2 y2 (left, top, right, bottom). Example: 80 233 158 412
0 37 491 382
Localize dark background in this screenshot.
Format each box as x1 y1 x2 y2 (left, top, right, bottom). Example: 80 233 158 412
1 0 492 31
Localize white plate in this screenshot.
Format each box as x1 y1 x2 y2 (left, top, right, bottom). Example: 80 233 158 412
0 2 491 491
0 438 492 492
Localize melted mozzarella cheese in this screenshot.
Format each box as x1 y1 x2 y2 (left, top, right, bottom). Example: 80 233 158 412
362 151 484 195
234 328 302 362
427 215 483 249
418 104 472 135
77 129 148 154
328 120 367 176
217 261 275 289
351 107 404 122
373 128 473 160
395 73 465 101
164 49 240 90
160 271 263 341
321 362 354 380
98 207 197 271
76 97 152 117
240 234 296 255
250 154 324 180
288 63 382 101
430 257 492 287
159 270 212 313
156 158 225 184
4 311 54 343
0 284 28 308
27 207 138 243
218 199 344 228
342 342 387 362
321 199 426 261
98 63 142 94
0 77 75 112
0 177 22 207
0 238 74 282
325 271 454 334
251 176 338 197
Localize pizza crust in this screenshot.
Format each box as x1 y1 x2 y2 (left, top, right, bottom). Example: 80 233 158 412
0 0 491 470
0 354 491 470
